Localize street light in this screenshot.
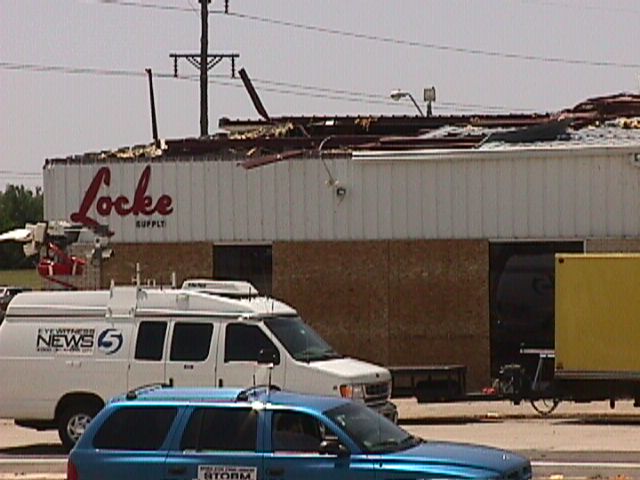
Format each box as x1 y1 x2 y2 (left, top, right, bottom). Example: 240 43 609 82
390 89 425 117
423 86 436 117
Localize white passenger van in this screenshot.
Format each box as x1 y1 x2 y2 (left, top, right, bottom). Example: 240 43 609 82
0 285 396 449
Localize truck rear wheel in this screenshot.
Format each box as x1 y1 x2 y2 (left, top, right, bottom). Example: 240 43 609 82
58 404 99 451
530 398 560 416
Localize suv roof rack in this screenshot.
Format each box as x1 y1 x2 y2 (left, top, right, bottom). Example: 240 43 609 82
125 380 174 400
235 384 281 402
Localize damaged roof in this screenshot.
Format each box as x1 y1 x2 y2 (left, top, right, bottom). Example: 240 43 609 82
46 93 640 166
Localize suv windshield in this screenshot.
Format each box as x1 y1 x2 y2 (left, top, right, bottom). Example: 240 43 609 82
264 316 342 362
325 402 421 453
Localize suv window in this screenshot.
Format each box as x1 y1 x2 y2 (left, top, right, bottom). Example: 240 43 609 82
272 411 324 452
135 321 167 361
225 323 279 363
93 407 177 450
181 408 257 451
170 322 213 362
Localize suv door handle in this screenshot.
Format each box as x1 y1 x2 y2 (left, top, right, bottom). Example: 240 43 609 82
267 468 285 476
168 466 187 475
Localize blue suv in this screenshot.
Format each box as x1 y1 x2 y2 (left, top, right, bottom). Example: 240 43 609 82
68 386 531 480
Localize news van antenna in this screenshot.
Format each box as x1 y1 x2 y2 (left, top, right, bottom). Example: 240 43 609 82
267 361 274 394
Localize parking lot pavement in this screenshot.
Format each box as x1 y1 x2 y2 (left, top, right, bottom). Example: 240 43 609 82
395 397 640 421
396 397 640 454
2 401 640 480
0 420 59 450
2 398 639 456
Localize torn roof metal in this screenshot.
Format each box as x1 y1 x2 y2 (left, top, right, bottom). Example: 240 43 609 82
45 92 640 166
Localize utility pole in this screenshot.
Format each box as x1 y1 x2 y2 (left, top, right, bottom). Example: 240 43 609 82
171 0 238 137
199 0 209 137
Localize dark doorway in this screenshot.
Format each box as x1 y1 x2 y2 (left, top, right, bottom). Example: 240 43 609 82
213 245 273 295
489 241 583 377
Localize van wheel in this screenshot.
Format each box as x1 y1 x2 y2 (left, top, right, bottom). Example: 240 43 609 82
58 404 98 451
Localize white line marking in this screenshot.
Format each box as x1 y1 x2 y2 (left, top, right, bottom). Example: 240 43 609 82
532 460 640 469
0 458 66 464
0 475 65 480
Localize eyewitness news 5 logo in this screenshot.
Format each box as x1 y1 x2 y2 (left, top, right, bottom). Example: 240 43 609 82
97 328 124 355
36 327 124 355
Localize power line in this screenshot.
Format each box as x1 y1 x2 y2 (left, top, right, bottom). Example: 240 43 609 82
224 11 640 70
185 0 199 16
245 76 534 112
85 0 640 69
0 61 162 78
93 0 640 17
211 77 409 108
0 170 41 177
95 0 195 13
517 0 640 16
209 77 535 113
81 0 640 70
0 61 536 113
0 60 393 107
94 0 227 14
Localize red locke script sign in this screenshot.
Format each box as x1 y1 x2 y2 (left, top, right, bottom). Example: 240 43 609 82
70 166 173 230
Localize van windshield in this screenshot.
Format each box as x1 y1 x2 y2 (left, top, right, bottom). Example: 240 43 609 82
264 317 342 362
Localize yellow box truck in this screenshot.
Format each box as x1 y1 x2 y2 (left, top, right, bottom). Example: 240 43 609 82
555 253 640 380
498 253 640 414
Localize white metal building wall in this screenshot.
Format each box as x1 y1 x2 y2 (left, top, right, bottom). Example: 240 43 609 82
355 146 640 240
43 145 640 243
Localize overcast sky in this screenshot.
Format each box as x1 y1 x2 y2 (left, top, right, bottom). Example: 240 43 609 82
2 0 639 189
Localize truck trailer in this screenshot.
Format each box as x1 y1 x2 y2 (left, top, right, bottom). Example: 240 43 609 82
396 253 640 414
499 253 640 413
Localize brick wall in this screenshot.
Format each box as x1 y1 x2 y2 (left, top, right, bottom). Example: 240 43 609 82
101 242 213 287
99 239 490 388
273 241 390 363
586 238 640 252
273 239 490 390
388 240 490 390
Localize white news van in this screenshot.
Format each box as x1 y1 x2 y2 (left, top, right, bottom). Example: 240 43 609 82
0 285 396 449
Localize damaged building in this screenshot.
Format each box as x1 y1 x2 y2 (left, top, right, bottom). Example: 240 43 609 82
43 93 640 389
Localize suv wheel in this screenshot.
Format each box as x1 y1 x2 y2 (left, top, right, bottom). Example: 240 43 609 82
58 404 99 451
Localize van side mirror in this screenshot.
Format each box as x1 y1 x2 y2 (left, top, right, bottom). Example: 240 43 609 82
319 439 350 457
258 348 279 365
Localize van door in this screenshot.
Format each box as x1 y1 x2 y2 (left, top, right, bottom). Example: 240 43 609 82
165 320 218 387
215 322 286 389
128 320 168 390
